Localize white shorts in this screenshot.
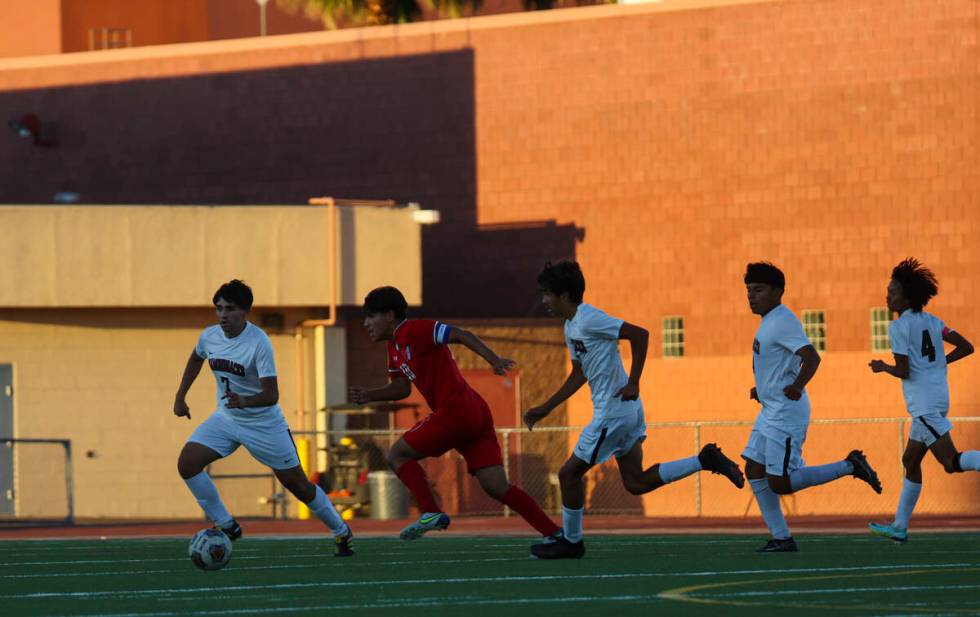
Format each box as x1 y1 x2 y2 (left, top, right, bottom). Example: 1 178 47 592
909 412 953 447
188 410 300 470
573 408 646 466
742 418 808 477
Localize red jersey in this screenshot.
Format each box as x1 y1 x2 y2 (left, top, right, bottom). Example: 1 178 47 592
387 319 474 412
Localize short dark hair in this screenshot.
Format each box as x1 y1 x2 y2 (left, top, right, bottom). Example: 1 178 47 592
892 257 938 312
213 279 253 311
364 286 408 320
537 260 585 304
744 262 785 290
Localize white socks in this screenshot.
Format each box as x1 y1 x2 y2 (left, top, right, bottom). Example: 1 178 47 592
562 506 584 543
894 478 922 530
789 461 853 492
958 450 980 471
749 478 790 540
184 471 233 528
658 456 703 484
307 485 350 537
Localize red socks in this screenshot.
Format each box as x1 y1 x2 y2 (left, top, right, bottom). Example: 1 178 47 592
395 461 440 513
503 485 561 536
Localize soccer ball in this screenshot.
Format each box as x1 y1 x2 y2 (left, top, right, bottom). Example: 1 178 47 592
188 528 233 571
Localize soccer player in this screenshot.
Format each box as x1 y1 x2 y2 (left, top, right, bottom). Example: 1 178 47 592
743 262 882 552
174 280 354 556
523 261 745 560
868 258 977 543
349 286 562 546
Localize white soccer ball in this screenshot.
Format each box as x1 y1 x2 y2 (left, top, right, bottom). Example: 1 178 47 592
188 528 233 571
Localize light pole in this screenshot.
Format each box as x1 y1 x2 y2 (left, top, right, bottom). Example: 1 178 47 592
256 0 270 36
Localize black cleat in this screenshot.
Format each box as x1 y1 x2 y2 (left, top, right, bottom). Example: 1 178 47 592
756 537 798 553
216 519 242 542
334 529 354 557
530 537 585 559
698 443 745 489
847 450 883 494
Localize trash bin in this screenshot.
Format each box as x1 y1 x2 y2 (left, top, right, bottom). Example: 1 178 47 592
367 470 408 520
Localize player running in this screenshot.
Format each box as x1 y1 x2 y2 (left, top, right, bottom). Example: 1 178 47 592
174 280 354 556
869 258 977 543
742 262 882 552
349 286 562 546
523 261 745 560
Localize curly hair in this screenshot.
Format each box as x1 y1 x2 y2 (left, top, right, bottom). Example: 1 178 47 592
744 262 785 290
891 257 938 312
537 260 585 303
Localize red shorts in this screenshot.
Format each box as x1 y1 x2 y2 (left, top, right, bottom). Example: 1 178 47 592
402 391 503 474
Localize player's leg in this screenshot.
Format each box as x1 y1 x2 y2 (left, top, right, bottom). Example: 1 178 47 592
529 454 591 559
274 465 354 556
928 416 980 473
871 439 926 543
743 426 794 552
178 415 240 537
389 417 455 540
616 441 744 494
472 464 561 537
765 423 881 495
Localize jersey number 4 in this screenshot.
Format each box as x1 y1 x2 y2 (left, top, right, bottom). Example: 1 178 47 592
921 330 937 362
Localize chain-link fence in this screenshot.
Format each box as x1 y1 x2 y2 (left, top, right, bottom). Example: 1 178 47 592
292 417 980 519
0 438 74 524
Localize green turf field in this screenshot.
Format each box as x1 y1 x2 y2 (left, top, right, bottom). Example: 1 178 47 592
2 533 979 616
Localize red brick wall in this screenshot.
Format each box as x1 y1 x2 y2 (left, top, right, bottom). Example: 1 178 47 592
1 0 978 514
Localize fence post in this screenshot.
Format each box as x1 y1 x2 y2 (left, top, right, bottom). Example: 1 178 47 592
502 430 511 517
694 424 702 517
898 418 906 463
63 440 75 525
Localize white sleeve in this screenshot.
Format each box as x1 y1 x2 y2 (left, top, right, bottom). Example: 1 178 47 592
777 314 812 353
194 331 208 359
889 320 910 356
581 308 624 340
255 336 278 378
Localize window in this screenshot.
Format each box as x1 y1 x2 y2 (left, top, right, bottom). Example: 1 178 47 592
871 307 893 352
802 310 826 352
662 316 684 358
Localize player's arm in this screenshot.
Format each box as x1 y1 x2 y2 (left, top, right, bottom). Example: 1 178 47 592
447 327 516 376
784 344 820 400
349 375 412 405
943 329 974 365
524 361 587 430
869 354 910 379
225 377 279 409
174 350 205 420
615 321 648 401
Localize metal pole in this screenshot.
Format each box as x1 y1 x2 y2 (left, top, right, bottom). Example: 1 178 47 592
257 0 269 36
693 425 702 517
502 430 511 517
63 440 75 525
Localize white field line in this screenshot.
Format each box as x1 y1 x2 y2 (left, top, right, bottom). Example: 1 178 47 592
2 562 974 600
703 584 980 598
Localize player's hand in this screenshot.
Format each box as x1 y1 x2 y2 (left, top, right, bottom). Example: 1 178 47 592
173 398 191 420
783 384 803 401
490 356 517 376
615 381 640 401
749 387 759 402
523 406 550 431
869 359 888 373
349 387 370 405
223 391 244 408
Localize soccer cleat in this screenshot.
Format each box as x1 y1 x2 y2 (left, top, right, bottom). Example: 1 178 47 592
869 522 908 544
530 536 586 559
698 443 746 488
215 519 242 542
847 450 883 494
333 529 355 557
399 512 451 540
755 537 798 553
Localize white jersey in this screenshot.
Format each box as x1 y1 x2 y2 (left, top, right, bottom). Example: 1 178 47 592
564 303 641 421
889 309 950 416
752 304 812 428
195 321 285 429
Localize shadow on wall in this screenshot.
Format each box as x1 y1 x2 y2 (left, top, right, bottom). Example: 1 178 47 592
0 47 582 318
